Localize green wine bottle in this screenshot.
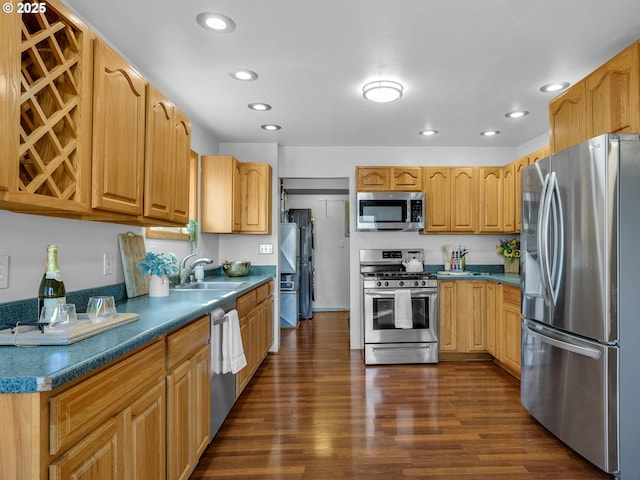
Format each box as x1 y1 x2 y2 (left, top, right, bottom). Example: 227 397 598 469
37 244 66 317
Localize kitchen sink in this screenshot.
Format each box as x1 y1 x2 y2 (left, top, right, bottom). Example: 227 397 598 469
171 281 249 291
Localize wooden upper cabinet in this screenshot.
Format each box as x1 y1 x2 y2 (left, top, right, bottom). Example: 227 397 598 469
528 145 549 164
171 109 192 224
201 157 271 234
201 156 241 233
423 167 451 232
143 85 192 224
549 40 640 153
356 167 390 191
450 167 477 233
240 163 272 234
144 84 174 221
390 167 422 191
502 164 515 233
92 39 147 216
513 156 529 232
0 1 93 213
478 167 503 233
549 79 588 153
586 42 640 139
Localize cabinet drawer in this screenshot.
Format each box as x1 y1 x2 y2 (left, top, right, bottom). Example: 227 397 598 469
503 285 521 306
50 340 164 455
166 316 210 370
237 289 257 317
256 282 270 303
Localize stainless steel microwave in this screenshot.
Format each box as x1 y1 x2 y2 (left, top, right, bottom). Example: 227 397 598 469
356 192 424 231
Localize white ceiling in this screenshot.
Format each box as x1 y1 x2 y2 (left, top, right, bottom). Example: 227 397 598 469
63 0 640 148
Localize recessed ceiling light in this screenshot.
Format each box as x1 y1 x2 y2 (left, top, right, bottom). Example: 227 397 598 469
248 103 272 111
261 124 281 131
419 129 438 136
505 110 529 119
196 12 236 33
362 80 404 103
480 130 500 136
540 82 570 93
229 69 258 81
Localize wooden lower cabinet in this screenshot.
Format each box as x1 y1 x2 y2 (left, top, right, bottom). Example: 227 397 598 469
485 282 522 377
1 317 211 480
50 414 125 480
440 280 521 376
501 285 522 376
236 281 274 397
439 280 486 357
166 317 211 480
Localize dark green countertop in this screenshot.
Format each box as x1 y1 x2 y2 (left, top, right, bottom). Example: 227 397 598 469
0 271 274 393
434 272 521 287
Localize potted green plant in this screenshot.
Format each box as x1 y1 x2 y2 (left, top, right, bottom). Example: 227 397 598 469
137 252 178 297
496 238 520 274
187 219 199 253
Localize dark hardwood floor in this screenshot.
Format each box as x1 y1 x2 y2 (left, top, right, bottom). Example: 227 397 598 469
192 311 611 479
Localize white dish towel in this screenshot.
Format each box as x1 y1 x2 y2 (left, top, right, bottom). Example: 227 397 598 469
222 309 247 374
394 289 413 329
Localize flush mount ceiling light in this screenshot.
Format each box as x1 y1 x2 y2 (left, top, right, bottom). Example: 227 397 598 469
362 80 404 103
229 69 258 81
505 110 529 119
261 124 281 131
196 12 236 33
480 130 500 137
248 103 272 111
540 82 570 93
419 129 439 136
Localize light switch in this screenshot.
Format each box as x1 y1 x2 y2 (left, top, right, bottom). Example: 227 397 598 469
259 244 273 254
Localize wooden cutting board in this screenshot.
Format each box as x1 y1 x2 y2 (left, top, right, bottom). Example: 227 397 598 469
118 232 149 298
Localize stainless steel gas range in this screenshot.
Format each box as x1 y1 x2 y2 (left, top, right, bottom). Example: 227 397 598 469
360 248 438 365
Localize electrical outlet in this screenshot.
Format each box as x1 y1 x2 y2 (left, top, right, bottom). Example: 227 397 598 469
103 252 114 275
0 255 8 289
259 244 273 254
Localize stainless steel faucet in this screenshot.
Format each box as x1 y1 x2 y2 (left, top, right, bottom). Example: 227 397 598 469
179 255 214 285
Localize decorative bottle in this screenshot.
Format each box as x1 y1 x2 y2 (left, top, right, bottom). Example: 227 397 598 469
38 244 66 317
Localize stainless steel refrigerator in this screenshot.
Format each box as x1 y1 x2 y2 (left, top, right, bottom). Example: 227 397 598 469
520 133 640 478
288 209 314 319
280 222 300 328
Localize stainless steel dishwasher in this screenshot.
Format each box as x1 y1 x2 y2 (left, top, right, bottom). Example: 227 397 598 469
209 299 237 440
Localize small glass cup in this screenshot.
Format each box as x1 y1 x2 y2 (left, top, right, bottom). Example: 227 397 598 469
40 303 77 327
86 296 117 323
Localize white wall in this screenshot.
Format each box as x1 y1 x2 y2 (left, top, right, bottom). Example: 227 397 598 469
287 194 350 311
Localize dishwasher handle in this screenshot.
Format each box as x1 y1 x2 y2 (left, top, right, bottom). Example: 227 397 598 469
210 308 228 326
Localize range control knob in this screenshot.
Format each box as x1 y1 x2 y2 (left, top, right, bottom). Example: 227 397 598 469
413 281 419 286
376 281 382 287
399 281 404 287
421 280 426 286
384 281 389 287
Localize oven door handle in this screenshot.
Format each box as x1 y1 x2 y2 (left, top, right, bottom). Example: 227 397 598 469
364 290 435 298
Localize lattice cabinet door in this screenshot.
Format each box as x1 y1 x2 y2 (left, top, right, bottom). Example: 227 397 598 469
1 0 93 213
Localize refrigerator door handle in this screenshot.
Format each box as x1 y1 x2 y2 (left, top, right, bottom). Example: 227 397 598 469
523 323 601 360
549 173 565 304
538 172 554 305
